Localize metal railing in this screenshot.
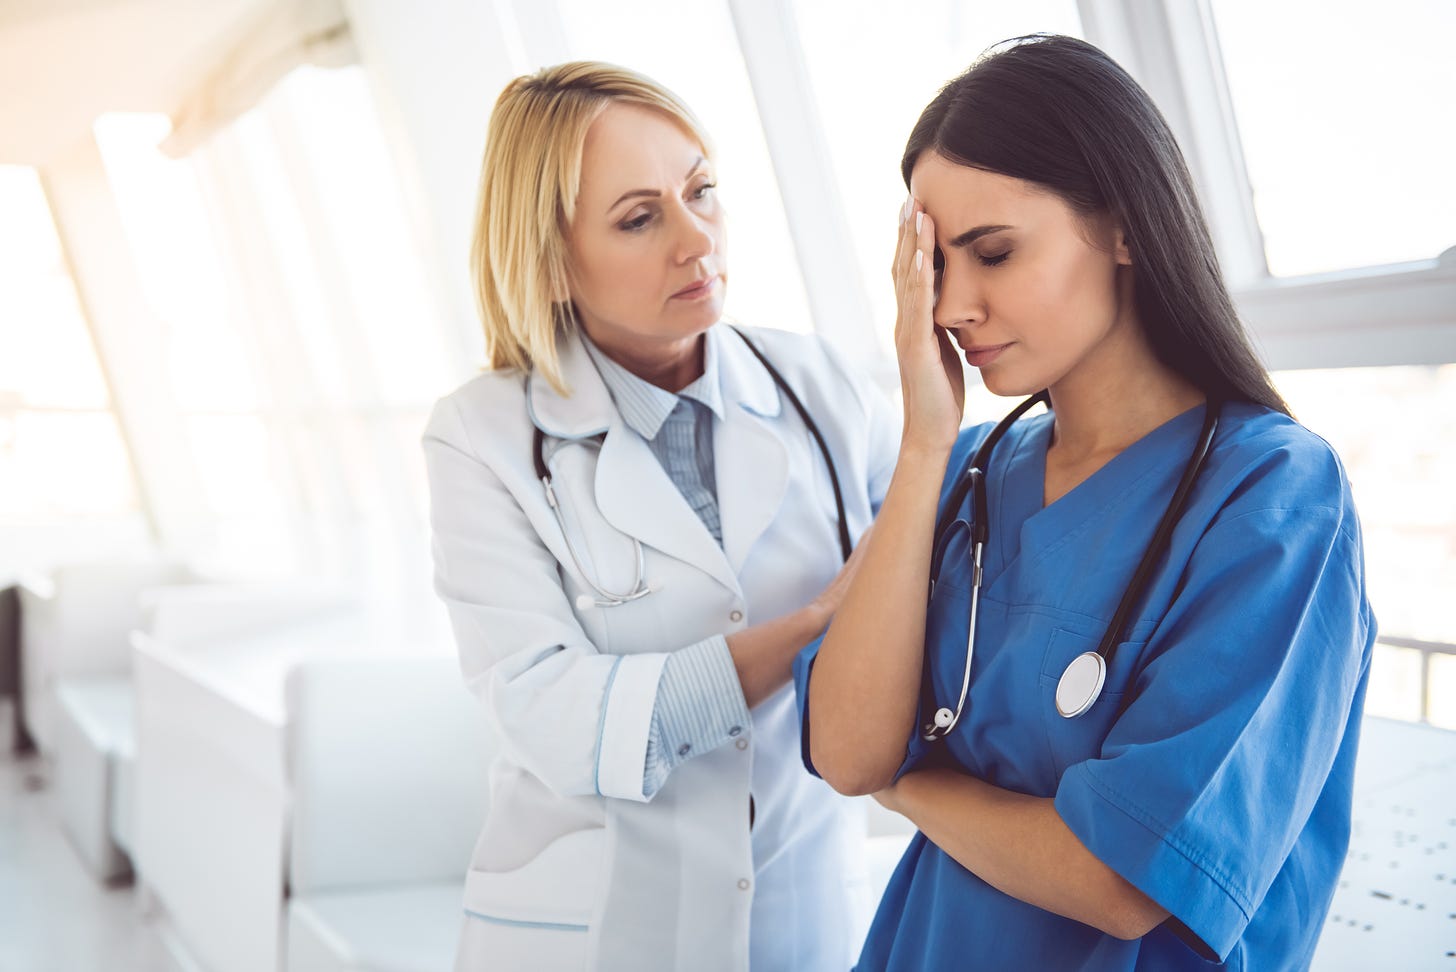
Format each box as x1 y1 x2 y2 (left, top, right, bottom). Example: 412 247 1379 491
1376 636 1456 725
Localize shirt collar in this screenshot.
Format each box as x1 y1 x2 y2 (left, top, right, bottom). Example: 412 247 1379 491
581 328 725 440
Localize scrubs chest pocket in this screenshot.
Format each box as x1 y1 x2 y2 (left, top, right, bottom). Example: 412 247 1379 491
1038 627 1145 778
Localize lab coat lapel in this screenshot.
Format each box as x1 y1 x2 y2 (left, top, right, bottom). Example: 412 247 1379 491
531 329 740 593
595 419 739 593
714 327 790 575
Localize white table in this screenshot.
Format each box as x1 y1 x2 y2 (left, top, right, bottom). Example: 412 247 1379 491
1312 715 1456 970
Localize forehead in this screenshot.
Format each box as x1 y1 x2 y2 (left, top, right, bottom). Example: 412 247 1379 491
909 151 1053 223
578 103 705 202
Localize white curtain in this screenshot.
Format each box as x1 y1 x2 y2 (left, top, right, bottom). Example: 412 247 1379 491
161 0 355 158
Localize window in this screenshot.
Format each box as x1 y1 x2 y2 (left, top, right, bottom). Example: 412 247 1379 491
0 166 140 523
1209 0 1456 278
91 66 450 583
1273 364 1456 725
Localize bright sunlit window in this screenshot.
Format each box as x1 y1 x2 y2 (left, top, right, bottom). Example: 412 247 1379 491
1210 0 1456 278
1273 364 1456 726
0 166 139 522
91 66 449 584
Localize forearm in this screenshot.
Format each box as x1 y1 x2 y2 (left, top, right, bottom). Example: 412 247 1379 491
727 603 830 708
808 444 950 793
885 768 1169 939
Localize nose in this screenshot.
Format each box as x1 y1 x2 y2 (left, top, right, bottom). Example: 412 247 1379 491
932 260 986 332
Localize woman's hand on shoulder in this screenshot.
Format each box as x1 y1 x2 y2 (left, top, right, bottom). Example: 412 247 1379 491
893 197 963 457
808 523 875 624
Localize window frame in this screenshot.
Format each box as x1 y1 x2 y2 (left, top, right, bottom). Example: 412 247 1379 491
1076 0 1456 371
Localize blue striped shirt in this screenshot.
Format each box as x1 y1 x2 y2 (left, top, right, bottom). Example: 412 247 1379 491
582 331 752 798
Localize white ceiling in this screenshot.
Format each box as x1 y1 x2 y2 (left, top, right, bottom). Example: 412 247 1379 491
0 0 268 166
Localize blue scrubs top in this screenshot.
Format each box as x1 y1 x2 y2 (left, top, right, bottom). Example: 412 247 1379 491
795 402 1375 971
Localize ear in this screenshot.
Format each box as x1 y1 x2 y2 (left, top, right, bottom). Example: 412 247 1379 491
1112 226 1133 267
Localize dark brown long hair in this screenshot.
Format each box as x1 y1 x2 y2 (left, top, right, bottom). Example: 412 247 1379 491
903 34 1289 415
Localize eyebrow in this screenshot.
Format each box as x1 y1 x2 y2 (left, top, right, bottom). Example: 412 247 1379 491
947 224 1014 248
608 157 708 213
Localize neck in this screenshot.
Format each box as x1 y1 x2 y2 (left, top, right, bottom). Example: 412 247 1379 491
1045 320 1204 462
582 324 706 393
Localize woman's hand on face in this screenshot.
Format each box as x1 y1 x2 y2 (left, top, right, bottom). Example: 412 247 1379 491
893 198 964 456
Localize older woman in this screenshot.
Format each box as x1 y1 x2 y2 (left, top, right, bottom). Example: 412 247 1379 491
423 62 898 971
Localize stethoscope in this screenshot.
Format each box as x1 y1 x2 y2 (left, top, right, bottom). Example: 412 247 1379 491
921 392 1221 740
533 326 852 610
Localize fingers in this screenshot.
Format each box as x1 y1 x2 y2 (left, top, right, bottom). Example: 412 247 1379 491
892 195 913 285
895 199 936 332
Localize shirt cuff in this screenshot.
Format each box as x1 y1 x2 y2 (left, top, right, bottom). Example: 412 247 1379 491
642 635 751 798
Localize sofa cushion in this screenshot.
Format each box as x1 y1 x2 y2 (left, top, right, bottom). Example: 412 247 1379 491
287 883 462 972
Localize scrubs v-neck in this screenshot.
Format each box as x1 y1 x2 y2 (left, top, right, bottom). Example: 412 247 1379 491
795 402 1376 971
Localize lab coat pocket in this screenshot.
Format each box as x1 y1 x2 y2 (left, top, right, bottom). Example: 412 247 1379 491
462 825 606 929
1038 627 1144 780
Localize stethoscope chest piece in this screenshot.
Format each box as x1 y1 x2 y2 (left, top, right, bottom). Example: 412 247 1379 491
1055 650 1106 719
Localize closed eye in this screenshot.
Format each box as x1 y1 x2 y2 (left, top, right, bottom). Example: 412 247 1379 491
977 250 1010 268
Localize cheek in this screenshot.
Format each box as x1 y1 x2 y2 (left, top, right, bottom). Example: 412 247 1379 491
573 234 659 308
1013 249 1120 338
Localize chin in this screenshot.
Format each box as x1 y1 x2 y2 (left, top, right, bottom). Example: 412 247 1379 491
677 296 725 333
979 370 1036 399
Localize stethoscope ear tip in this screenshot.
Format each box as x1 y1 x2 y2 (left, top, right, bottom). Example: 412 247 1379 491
574 593 596 612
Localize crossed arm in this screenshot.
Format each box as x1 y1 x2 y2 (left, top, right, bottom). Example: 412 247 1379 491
806 442 1168 940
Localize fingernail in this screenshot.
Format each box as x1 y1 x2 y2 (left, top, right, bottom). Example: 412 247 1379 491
915 250 923 272
915 211 923 234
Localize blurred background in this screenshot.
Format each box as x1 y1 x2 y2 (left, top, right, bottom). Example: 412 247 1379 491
1 1 1452 970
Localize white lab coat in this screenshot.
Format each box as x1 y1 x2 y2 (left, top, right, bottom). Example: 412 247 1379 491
423 323 899 972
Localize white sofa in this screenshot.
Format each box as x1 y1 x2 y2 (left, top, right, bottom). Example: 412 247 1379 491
18 559 197 755
18 559 199 880
131 591 469 972
284 656 494 972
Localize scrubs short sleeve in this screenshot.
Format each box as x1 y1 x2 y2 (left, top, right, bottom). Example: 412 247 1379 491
1054 491 1372 962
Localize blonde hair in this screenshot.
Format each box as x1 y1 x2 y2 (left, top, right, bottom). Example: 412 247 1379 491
470 62 712 395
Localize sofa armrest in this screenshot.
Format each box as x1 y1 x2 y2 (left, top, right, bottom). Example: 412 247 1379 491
285 655 494 895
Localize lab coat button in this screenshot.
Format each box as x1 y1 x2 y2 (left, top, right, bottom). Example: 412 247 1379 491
735 738 748 751
737 878 751 891
729 609 744 623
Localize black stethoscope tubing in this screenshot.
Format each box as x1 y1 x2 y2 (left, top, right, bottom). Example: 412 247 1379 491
923 393 1222 736
532 326 851 609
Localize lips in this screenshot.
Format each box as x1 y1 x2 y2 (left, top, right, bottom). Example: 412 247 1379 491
961 342 1012 367
671 276 718 300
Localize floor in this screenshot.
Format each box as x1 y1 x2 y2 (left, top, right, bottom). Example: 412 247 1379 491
0 709 176 972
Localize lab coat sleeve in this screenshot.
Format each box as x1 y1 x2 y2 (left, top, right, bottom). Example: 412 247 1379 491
860 365 900 516
423 397 668 803
809 333 901 516
1053 461 1374 961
